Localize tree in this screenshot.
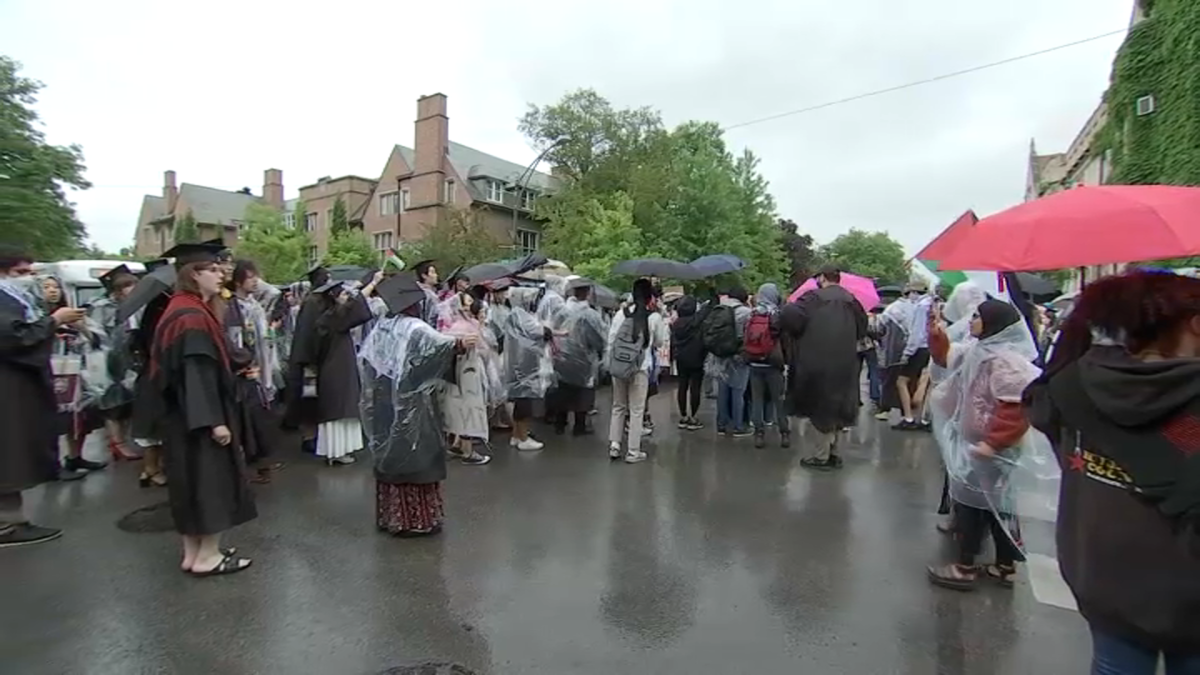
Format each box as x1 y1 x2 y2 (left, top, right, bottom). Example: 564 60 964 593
398 208 504 273
778 218 821 286
820 229 908 285
174 209 199 243
539 192 643 287
235 202 312 282
330 196 349 235
0 56 91 259
522 90 786 287
325 229 378 268
292 199 308 233
72 243 125 260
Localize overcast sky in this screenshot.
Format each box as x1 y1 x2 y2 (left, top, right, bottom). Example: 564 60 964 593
1 0 1135 255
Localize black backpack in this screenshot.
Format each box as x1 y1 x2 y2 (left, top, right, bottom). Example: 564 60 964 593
702 305 740 358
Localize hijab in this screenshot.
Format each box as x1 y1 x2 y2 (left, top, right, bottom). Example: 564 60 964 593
977 299 1022 340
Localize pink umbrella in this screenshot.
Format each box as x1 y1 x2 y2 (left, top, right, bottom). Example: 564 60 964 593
788 273 881 309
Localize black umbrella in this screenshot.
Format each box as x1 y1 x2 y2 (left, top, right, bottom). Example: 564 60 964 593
689 254 746 278
876 285 904 297
592 284 619 310
464 252 550 285
1014 272 1060 300
116 264 176 325
611 258 702 280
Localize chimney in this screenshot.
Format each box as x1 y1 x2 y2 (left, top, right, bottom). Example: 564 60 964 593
163 170 178 213
263 168 284 208
411 94 449 216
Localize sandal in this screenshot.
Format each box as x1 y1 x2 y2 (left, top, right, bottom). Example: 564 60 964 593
188 552 253 578
927 563 978 591
985 564 1017 588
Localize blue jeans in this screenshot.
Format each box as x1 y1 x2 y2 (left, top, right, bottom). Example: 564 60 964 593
860 349 881 403
1091 628 1200 675
717 365 750 432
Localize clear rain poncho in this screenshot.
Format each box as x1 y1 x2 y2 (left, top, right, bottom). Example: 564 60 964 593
879 297 915 368
537 274 568 324
359 314 459 483
929 316 1060 549
440 294 505 438
552 297 607 388
503 286 554 399
228 291 282 399
30 275 111 413
930 281 989 386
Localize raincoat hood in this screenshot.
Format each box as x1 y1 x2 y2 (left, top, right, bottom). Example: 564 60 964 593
755 283 780 313
676 296 698 317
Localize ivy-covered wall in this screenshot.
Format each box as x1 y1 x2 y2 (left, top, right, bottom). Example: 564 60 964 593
1100 0 1200 185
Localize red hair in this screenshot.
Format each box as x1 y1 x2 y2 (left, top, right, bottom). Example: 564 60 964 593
1048 271 1200 373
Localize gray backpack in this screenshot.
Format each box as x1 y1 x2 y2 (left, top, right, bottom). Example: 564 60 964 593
608 313 644 379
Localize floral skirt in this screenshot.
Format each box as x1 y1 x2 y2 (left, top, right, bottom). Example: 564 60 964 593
376 482 444 534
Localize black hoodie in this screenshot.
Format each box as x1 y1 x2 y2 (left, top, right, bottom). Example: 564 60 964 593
671 296 707 371
1024 345 1200 654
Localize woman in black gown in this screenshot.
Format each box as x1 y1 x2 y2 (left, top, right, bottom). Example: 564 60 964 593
148 243 257 576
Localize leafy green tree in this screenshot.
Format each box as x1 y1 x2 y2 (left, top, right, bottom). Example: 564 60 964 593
174 209 199 243
72 243 125 260
292 200 308 231
522 90 785 287
398 208 503 272
330 196 349 235
820 229 908 284
235 202 311 282
778 218 821 286
540 192 642 287
325 229 378 268
0 56 91 259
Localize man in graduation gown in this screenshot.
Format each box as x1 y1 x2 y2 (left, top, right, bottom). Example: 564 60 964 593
412 260 441 327
281 264 330 447
149 242 255 575
0 246 86 547
780 264 868 470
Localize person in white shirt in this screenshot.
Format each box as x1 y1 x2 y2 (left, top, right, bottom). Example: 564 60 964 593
605 279 665 464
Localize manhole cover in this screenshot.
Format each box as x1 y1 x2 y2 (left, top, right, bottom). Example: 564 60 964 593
378 664 477 675
116 501 175 533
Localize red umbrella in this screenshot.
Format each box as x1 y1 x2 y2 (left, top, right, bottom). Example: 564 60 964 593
937 185 1200 271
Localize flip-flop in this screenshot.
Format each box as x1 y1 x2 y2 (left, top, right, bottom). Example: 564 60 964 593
189 552 253 578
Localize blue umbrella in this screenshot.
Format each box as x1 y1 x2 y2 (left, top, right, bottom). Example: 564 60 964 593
611 258 702 280
689 254 746 278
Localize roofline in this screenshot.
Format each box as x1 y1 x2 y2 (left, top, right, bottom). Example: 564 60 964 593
298 174 380 191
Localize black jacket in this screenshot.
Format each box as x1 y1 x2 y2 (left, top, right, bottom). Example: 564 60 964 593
1024 346 1200 654
671 296 707 371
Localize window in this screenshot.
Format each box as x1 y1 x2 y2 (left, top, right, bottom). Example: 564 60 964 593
517 229 540 256
284 212 296 229
521 189 535 211
1136 94 1156 116
443 179 455 204
308 246 319 265
379 191 399 216
486 179 504 203
400 188 411 211
304 212 318 232
372 231 393 252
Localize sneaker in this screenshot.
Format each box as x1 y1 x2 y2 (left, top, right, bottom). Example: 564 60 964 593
460 454 492 466
677 418 691 430
641 425 653 437
829 454 845 468
754 431 766 449
329 455 356 465
893 418 919 431
780 431 791 449
609 442 622 460
918 420 933 432
516 437 544 452
56 466 87 482
624 451 648 464
800 457 835 471
0 523 63 549
64 456 107 472
732 429 753 439
686 418 704 431
874 411 890 421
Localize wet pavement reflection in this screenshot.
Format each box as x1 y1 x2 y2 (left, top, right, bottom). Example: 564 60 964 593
0 392 1089 674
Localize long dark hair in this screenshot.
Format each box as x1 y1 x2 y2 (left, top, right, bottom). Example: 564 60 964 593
628 278 653 347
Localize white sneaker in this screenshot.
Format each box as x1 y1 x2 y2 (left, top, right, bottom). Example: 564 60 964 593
516 437 544 452
330 455 356 465
624 451 648 464
608 442 622 460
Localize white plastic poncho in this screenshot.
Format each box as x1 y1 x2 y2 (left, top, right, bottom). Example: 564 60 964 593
440 294 503 439
929 281 989 386
359 314 458 483
229 293 281 399
879 297 914 368
31 274 110 412
929 317 1060 549
503 286 554 399
552 297 607 388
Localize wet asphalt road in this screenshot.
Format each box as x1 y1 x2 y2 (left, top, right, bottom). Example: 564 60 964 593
0 388 1090 675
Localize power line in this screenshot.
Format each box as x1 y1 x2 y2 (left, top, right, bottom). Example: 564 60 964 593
723 28 1129 131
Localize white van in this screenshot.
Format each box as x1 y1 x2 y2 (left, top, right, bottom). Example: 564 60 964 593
32 260 146 308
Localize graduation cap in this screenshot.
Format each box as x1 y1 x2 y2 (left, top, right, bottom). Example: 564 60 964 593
202 238 233 261
376 272 425 314
359 268 380 286
162 241 228 268
445 265 465 285
98 265 136 292
143 258 170 273
312 280 346 295
306 263 330 287
410 259 436 281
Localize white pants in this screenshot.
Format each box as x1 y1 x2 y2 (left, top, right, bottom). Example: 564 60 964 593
609 371 650 452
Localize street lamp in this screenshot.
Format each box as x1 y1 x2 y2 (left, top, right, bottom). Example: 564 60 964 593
510 137 567 253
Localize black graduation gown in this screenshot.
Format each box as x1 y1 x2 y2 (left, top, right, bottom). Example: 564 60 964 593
780 285 868 433
0 294 59 494
313 295 373 424
281 293 331 429
152 303 256 535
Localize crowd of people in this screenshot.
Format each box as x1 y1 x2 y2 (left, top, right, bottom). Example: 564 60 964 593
1 241 1197 672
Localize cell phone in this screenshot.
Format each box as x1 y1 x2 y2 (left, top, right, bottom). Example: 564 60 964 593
79 302 93 310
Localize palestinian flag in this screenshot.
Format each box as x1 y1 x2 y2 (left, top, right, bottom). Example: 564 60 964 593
912 210 1008 299
382 248 405 272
